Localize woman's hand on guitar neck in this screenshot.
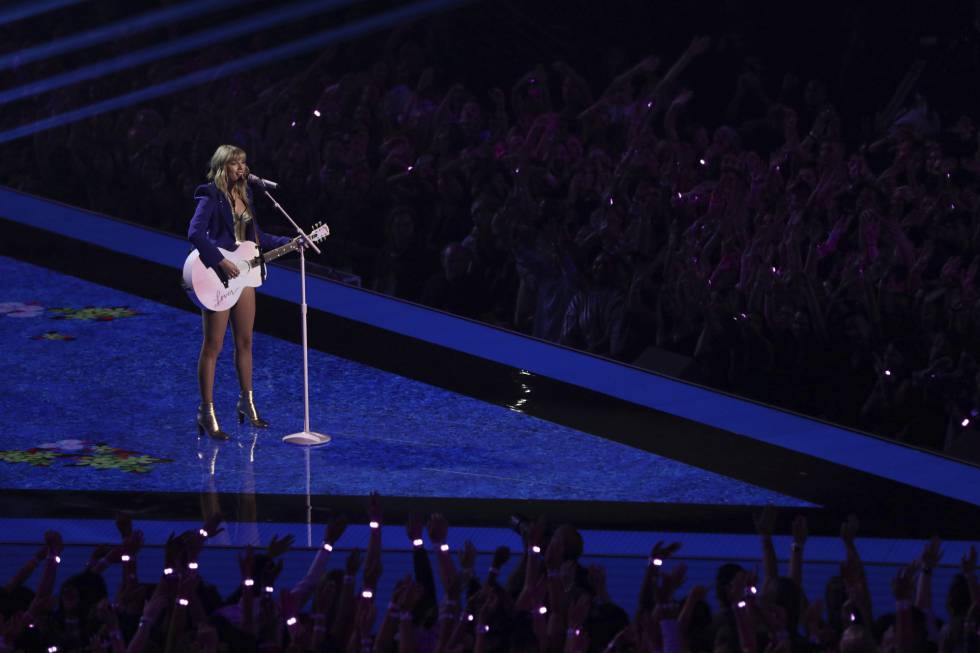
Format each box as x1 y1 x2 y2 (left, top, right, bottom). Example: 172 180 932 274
219 259 240 278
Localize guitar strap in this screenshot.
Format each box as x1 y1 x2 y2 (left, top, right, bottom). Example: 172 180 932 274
251 207 268 282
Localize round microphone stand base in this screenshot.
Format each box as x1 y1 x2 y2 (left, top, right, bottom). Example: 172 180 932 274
282 431 332 446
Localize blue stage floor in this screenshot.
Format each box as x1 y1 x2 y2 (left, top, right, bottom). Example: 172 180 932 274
0 255 808 506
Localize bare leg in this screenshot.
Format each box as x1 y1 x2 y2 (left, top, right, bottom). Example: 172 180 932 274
198 308 230 404
230 286 256 392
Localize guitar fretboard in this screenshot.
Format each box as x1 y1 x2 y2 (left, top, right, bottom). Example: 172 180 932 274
247 240 298 268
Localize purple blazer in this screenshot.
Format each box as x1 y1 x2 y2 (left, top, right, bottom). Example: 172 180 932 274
187 182 291 269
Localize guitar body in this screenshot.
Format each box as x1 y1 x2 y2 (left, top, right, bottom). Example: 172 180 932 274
182 241 264 312
181 222 330 312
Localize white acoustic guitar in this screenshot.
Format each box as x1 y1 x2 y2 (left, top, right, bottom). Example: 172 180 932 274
182 222 330 311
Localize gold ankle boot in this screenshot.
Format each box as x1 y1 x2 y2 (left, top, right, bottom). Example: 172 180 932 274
197 402 230 440
237 391 269 428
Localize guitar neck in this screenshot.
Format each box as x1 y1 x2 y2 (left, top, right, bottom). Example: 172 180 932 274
247 239 298 268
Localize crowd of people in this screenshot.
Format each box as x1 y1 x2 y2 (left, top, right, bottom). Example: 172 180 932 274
0 495 974 653
3 3 980 456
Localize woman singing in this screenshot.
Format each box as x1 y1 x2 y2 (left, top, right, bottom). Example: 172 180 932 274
187 144 293 440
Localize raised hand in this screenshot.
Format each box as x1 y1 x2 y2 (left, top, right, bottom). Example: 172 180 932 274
459 540 477 573
185 528 207 562
753 505 777 537
164 532 183 569
398 578 426 612
445 567 464 602
892 563 916 601
961 545 977 575
491 546 510 572
201 512 225 540
791 515 808 547
840 514 860 547
560 560 577 590
324 514 348 545
658 562 688 603
650 540 682 562
544 535 564 572
567 592 591 630
238 545 255 581
89 543 113 567
406 512 425 544
264 558 285 587
588 564 609 602
115 513 133 539
528 516 547 552
427 513 449 545
267 533 295 559
44 530 64 556
367 492 383 526
345 548 363 577
123 530 144 558
920 536 943 570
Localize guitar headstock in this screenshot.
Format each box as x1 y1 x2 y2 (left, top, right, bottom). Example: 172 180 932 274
308 221 330 242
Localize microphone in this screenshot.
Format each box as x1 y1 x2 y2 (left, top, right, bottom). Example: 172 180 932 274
247 173 279 189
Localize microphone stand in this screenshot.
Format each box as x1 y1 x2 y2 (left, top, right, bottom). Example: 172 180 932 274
262 188 331 446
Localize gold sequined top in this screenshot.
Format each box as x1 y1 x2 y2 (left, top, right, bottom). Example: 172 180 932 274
233 205 252 244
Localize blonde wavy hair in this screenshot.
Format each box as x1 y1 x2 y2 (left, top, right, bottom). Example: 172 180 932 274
207 144 251 215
